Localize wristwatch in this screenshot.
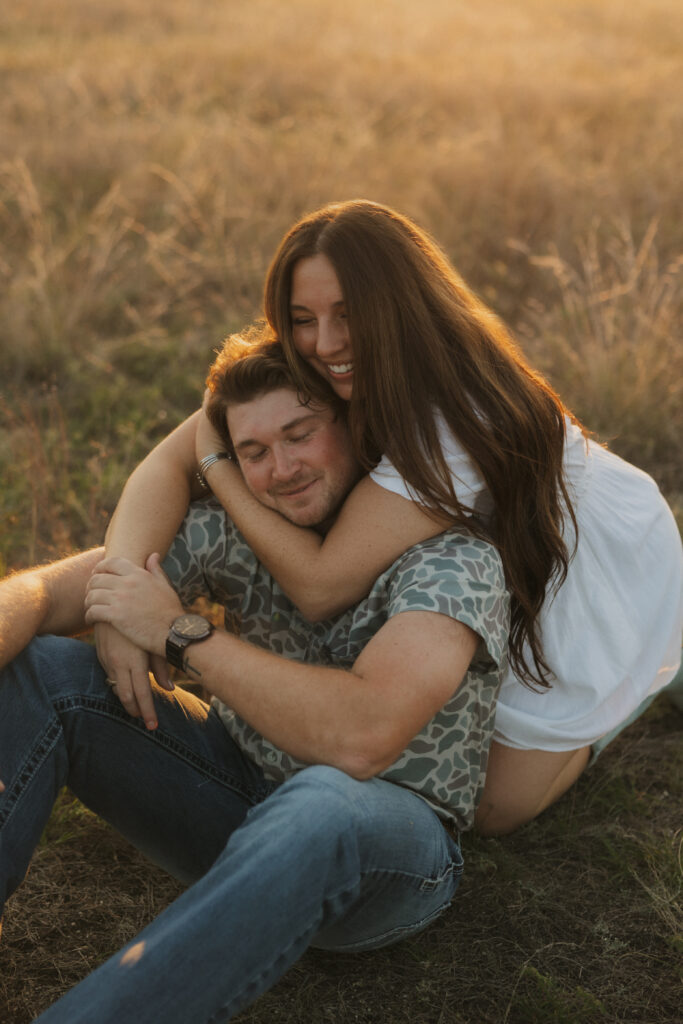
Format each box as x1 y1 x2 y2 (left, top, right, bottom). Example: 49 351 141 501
166 613 215 670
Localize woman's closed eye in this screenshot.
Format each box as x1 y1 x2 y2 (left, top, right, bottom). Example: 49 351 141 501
293 312 346 325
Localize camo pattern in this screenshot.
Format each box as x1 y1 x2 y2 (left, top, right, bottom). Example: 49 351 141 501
163 499 509 830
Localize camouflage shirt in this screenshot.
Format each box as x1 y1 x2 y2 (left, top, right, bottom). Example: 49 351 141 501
163 500 509 830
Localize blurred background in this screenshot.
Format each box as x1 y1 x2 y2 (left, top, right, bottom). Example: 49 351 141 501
1 0 681 567
1 6 682 1022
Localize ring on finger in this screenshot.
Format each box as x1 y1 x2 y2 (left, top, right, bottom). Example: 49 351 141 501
105 678 117 688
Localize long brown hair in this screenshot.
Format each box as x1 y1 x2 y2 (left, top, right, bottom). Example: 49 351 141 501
264 199 583 689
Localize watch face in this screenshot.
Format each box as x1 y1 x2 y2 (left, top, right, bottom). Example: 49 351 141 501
172 614 211 640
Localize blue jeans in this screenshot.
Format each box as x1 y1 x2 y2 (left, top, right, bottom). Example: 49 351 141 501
0 636 463 1023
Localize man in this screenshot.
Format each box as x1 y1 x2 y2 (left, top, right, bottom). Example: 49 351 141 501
0 340 509 1023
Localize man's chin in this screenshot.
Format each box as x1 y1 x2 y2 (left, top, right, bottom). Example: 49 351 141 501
273 498 332 530
282 508 326 529
265 487 339 531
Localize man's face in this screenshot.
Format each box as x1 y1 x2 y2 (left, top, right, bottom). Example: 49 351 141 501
226 388 360 531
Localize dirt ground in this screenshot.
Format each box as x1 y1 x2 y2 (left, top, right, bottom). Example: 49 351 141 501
1 696 681 1024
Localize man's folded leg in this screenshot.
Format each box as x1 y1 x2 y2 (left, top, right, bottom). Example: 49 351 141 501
0 634 274 913
36 764 463 1024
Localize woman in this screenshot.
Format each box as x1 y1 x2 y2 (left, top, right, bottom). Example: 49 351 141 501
103 200 683 835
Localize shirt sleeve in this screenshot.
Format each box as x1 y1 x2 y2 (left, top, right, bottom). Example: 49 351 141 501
383 533 510 671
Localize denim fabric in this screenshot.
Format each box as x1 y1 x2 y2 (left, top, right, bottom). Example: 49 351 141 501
0 636 463 1023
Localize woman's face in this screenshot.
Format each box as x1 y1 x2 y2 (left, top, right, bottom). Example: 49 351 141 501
290 253 354 401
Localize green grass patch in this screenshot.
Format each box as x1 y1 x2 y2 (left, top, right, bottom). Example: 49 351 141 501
511 966 606 1024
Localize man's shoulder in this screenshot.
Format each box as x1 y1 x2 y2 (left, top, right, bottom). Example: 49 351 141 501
386 529 505 587
164 498 259 590
375 529 509 667
178 499 248 551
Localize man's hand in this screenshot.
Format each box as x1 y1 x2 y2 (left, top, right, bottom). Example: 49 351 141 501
93 622 172 731
86 554 184 729
86 554 183 652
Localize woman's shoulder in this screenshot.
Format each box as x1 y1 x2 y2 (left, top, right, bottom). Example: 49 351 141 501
369 408 487 507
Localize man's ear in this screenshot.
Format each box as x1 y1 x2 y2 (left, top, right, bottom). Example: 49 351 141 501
203 389 234 454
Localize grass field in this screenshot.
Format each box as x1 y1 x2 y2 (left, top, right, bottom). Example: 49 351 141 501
0 0 681 1021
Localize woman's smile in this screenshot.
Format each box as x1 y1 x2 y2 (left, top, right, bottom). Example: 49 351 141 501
290 253 354 400
327 361 353 375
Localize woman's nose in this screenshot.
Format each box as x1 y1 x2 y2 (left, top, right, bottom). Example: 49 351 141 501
316 317 348 358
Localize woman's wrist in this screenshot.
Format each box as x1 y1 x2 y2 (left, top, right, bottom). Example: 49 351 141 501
196 451 233 490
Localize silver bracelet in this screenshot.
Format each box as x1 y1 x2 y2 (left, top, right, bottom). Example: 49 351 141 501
196 451 232 490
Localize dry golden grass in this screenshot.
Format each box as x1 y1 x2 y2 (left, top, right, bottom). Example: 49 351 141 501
1 0 681 374
0 3 681 1020
1 1 681 566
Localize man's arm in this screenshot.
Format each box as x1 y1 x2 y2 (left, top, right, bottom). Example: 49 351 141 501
188 608 478 778
84 555 479 777
0 549 103 792
0 549 103 671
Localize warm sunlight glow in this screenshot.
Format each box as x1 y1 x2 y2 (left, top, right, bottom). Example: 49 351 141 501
120 941 146 967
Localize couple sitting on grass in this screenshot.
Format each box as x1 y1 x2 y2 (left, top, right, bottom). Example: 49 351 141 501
1 201 681 1023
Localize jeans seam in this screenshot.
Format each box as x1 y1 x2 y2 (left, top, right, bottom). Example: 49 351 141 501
319 858 462 953
353 858 462 887
0 718 62 828
54 694 270 806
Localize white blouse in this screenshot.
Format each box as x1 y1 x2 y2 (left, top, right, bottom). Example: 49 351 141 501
371 416 683 750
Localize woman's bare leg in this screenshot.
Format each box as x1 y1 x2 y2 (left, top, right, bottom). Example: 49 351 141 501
474 741 591 836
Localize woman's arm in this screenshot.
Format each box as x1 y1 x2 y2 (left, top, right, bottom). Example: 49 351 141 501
196 405 449 620
96 410 206 727
105 410 205 563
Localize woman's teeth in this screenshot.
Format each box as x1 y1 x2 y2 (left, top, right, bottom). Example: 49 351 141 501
328 362 353 375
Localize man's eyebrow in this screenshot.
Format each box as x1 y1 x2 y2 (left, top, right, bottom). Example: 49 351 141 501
280 412 321 432
234 413 321 452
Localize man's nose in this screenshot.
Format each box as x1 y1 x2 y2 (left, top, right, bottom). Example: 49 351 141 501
271 446 301 481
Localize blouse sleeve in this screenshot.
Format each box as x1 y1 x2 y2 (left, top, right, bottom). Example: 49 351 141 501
369 411 489 509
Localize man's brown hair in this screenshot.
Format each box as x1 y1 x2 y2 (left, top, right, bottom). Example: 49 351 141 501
205 323 346 457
